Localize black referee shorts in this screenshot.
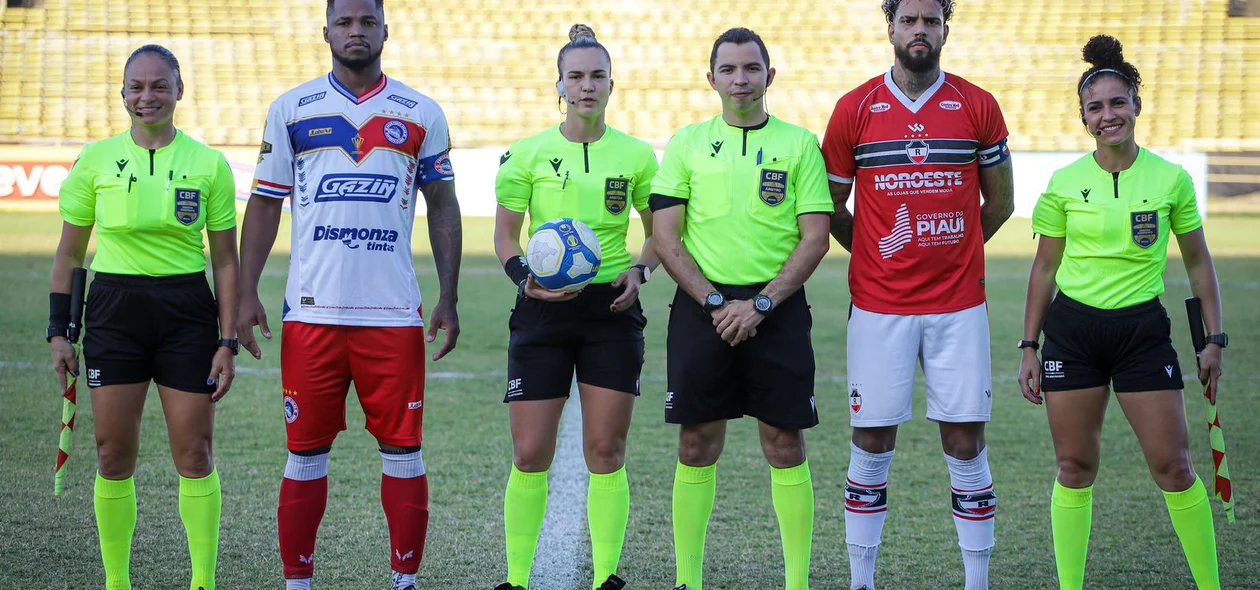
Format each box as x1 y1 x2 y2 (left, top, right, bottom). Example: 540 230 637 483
504 282 646 402
665 284 818 430
1040 293 1184 393
83 272 220 394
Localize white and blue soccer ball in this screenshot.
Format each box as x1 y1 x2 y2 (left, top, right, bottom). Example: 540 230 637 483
526 218 602 292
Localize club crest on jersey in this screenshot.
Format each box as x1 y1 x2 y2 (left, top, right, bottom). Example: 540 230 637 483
759 169 788 206
952 487 997 519
906 140 930 165
850 388 862 413
383 120 410 146
1131 211 1157 248
605 177 629 214
174 189 200 226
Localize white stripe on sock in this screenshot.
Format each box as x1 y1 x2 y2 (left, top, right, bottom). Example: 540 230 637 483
381 449 426 479
284 451 330 481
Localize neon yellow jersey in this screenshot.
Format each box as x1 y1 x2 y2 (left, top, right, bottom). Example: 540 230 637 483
59 130 237 276
1033 148 1202 309
496 125 658 284
652 115 833 285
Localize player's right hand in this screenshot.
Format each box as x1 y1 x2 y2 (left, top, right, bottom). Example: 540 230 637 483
1018 348 1042 405
50 336 78 393
236 292 271 360
523 275 580 302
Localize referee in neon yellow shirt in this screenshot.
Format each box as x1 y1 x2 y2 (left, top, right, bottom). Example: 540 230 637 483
48 45 240 590
492 25 660 590
651 28 832 590
1017 35 1225 590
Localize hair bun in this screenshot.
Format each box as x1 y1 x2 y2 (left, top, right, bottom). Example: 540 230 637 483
569 24 596 42
1082 35 1125 69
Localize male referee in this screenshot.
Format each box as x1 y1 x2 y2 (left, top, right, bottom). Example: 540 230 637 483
651 28 833 590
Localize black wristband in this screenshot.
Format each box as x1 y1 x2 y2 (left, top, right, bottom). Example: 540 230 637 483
49 292 71 327
504 256 531 286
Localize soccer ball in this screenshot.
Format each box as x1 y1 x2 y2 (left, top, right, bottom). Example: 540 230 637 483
526 218 602 292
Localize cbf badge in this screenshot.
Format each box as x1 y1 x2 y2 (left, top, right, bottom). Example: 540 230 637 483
175 188 201 226
759 169 788 206
1131 211 1157 248
605 177 629 214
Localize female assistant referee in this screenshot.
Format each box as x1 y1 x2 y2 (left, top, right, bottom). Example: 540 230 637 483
1017 35 1225 590
48 44 240 590
491 24 660 590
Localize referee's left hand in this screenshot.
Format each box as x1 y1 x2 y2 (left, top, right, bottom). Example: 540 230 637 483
427 299 461 361
713 299 762 346
609 270 642 312
208 347 236 403
1200 344 1224 404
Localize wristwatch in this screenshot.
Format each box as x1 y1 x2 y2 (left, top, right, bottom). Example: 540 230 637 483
632 263 651 283
702 291 726 313
1206 333 1228 348
45 325 69 343
218 338 240 356
753 293 774 315
1017 339 1040 351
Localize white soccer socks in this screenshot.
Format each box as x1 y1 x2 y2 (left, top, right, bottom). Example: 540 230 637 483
945 447 996 590
845 442 894 590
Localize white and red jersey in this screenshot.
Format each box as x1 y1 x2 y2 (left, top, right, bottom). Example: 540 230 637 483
823 69 1009 315
252 73 454 327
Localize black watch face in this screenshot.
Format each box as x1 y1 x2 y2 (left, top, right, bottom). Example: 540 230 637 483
706 293 724 308
755 296 771 312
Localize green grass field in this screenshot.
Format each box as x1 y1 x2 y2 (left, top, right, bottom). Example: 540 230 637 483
1 211 1257 589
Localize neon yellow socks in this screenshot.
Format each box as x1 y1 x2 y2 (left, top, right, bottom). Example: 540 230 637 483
1051 480 1092 590
504 466 548 588
672 461 716 590
1164 477 1220 590
588 467 630 587
771 461 814 590
179 469 222 590
95 473 137 590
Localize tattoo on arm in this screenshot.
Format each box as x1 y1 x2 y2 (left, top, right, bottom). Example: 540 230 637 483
979 159 1016 242
423 181 463 300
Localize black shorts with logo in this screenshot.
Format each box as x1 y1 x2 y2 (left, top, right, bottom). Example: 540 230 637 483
1040 293 1184 393
83 272 220 394
665 284 818 429
504 283 646 402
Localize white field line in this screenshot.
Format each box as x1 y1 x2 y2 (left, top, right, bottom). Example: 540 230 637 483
531 379 587 590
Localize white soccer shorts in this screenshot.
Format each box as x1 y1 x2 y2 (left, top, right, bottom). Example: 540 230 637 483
846 302 993 427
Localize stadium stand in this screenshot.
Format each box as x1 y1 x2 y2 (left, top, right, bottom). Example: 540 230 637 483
0 0 1255 154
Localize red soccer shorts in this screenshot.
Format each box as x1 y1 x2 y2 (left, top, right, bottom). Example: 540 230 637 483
280 321 427 451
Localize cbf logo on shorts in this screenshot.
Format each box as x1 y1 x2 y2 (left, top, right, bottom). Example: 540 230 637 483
760 169 788 206
1044 360 1065 380
605 177 629 215
1131 211 1158 248
175 189 200 226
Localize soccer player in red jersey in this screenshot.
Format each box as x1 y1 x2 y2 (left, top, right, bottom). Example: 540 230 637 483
821 1 1015 589
236 1 463 589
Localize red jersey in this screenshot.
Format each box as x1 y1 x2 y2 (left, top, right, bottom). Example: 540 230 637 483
822 70 1009 315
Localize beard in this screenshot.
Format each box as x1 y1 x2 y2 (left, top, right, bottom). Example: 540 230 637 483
894 41 942 74
332 46 383 72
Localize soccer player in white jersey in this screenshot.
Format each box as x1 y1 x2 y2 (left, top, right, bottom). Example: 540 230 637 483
821 1 1015 589
236 1 463 589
